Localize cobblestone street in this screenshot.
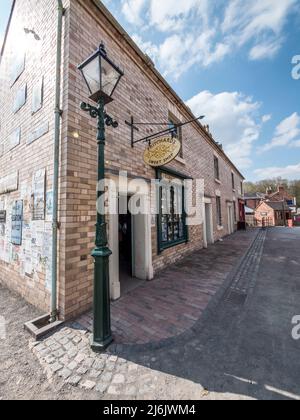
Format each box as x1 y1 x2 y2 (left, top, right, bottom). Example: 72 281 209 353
1 228 300 400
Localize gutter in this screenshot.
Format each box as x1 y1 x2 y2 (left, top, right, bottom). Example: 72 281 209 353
50 0 65 322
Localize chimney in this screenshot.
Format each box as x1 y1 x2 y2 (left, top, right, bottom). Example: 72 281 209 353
266 187 273 195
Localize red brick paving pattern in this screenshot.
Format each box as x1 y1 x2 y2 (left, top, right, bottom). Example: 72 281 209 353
77 230 257 345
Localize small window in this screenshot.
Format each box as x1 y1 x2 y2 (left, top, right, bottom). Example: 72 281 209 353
216 196 222 226
214 156 220 180
168 113 183 158
232 173 235 190
240 181 243 195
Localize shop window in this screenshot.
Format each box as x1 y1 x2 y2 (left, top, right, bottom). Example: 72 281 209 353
157 171 188 253
168 112 183 158
214 156 220 180
216 196 222 226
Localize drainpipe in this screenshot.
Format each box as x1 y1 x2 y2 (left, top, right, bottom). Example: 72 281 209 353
50 0 65 323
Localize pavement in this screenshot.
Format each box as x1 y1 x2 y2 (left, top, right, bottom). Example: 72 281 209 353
1 227 300 400
78 229 256 346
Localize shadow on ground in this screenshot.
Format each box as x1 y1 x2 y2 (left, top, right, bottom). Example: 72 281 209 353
104 228 300 400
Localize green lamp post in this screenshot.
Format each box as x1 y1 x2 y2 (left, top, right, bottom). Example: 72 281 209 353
78 43 123 352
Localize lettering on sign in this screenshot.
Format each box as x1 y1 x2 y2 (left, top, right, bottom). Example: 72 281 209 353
0 211 6 223
11 201 23 246
32 169 46 220
144 136 181 167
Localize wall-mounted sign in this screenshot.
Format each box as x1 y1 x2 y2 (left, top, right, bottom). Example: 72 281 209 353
13 84 27 113
0 171 19 195
32 169 46 220
32 77 44 114
8 127 21 152
0 210 6 223
11 201 23 245
10 51 26 86
143 136 181 167
27 122 49 145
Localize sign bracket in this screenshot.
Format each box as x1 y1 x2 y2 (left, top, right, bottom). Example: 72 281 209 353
125 115 205 148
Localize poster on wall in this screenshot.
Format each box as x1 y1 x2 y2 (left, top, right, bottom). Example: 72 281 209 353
11 200 23 245
32 169 46 220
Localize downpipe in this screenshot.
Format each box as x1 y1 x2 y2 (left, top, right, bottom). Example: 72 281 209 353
50 0 65 323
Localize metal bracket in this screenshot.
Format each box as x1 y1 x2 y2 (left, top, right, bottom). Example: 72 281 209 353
125 117 140 148
125 115 205 148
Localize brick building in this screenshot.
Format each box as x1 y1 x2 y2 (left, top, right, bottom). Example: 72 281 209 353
0 0 244 320
254 201 292 227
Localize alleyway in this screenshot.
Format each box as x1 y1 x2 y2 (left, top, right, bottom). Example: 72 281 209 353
1 228 300 400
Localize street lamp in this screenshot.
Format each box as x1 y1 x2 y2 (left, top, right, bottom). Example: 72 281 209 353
78 43 123 352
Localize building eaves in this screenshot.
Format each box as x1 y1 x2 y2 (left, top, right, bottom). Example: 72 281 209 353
91 0 245 180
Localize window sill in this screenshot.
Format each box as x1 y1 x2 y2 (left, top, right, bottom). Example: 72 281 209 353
215 179 221 185
175 156 186 165
159 238 188 253
232 189 236 193
217 225 224 231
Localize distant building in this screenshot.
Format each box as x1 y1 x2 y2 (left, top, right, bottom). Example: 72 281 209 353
254 201 292 227
245 185 297 227
244 192 266 210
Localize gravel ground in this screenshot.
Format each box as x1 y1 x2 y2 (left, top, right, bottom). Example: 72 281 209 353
0 285 98 400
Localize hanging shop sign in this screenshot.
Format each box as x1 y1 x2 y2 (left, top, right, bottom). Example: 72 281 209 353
11 200 23 245
143 136 181 167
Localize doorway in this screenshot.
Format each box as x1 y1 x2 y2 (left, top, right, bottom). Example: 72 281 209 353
203 199 214 248
108 180 154 301
227 203 235 235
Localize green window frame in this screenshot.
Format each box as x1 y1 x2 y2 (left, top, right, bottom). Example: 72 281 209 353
156 168 189 253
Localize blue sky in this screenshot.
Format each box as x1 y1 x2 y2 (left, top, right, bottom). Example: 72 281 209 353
1 0 300 181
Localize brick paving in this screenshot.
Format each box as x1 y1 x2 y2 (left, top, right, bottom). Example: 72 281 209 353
3 227 299 400
77 230 258 345
29 229 261 398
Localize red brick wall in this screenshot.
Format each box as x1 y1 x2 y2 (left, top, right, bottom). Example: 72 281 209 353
0 0 70 314
61 0 244 319
254 203 275 227
0 0 244 319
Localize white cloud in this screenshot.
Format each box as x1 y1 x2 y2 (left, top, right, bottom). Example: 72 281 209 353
148 0 208 32
262 114 272 123
186 90 261 169
121 0 147 26
254 163 300 180
120 0 297 78
259 112 300 152
249 39 283 61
